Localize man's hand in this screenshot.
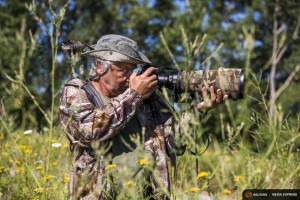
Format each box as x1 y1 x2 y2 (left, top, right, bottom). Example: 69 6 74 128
197 86 228 111
129 67 158 99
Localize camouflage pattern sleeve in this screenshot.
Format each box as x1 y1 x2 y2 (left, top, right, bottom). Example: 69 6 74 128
59 79 143 147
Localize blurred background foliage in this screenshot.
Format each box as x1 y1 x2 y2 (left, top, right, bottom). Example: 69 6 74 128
0 0 299 199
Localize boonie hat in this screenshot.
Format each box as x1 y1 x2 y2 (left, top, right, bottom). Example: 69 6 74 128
81 34 151 64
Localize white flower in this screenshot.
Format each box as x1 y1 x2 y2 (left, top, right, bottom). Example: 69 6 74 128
23 130 33 135
51 143 62 148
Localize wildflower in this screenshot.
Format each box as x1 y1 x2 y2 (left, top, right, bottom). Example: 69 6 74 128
62 176 70 183
34 187 44 193
137 159 150 166
51 142 62 148
31 198 39 200
52 162 58 166
42 175 54 181
35 166 43 170
19 145 31 153
63 143 69 148
222 189 232 195
124 181 133 186
197 171 209 179
16 167 24 173
23 130 33 135
189 187 201 192
24 147 31 154
105 164 117 170
233 175 245 182
14 160 21 165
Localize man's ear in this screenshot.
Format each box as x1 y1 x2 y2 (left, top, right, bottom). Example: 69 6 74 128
95 60 106 75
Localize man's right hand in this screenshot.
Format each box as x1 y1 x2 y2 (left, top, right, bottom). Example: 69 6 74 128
129 67 158 99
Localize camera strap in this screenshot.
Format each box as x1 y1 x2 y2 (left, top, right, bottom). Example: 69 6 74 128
81 80 104 109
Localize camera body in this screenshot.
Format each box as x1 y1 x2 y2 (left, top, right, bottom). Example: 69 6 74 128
138 64 245 101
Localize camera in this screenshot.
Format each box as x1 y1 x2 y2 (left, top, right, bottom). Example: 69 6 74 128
138 64 245 101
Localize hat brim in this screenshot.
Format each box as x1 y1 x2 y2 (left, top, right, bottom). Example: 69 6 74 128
82 48 151 64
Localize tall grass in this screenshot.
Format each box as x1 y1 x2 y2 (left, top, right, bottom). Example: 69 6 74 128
0 2 299 200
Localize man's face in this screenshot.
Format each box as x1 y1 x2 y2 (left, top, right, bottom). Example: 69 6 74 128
100 62 136 97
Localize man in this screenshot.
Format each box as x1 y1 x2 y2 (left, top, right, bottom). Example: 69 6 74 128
60 34 227 200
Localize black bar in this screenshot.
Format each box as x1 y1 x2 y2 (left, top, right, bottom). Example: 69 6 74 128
243 189 300 200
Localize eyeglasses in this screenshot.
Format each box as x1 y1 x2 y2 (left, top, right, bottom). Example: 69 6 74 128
111 63 136 76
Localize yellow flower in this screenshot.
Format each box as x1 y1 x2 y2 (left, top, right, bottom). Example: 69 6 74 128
197 171 209 179
35 166 43 170
62 176 70 183
137 159 150 166
14 160 21 165
31 198 39 200
42 175 54 181
63 143 69 148
105 164 117 170
34 187 44 193
190 187 201 192
52 162 58 166
124 181 133 186
24 147 31 154
16 167 24 173
19 145 31 154
222 189 232 195
233 175 245 182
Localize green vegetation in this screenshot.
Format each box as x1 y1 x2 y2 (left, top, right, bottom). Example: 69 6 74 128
0 0 299 199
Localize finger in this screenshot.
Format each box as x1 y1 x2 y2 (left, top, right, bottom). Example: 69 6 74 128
216 89 223 103
142 67 158 76
202 87 209 101
210 86 216 102
197 102 205 110
148 79 158 87
202 87 212 108
149 74 158 81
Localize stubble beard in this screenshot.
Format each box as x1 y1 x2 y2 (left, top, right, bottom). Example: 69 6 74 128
104 78 128 96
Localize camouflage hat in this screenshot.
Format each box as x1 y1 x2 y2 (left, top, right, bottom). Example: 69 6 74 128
81 34 151 64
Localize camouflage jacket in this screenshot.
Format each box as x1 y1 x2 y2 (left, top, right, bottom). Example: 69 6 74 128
59 79 182 200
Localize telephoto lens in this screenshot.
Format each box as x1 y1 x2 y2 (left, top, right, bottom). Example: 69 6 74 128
138 64 245 101
181 68 244 100
157 68 245 101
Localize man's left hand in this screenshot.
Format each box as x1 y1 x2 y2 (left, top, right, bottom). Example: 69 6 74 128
197 86 228 111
